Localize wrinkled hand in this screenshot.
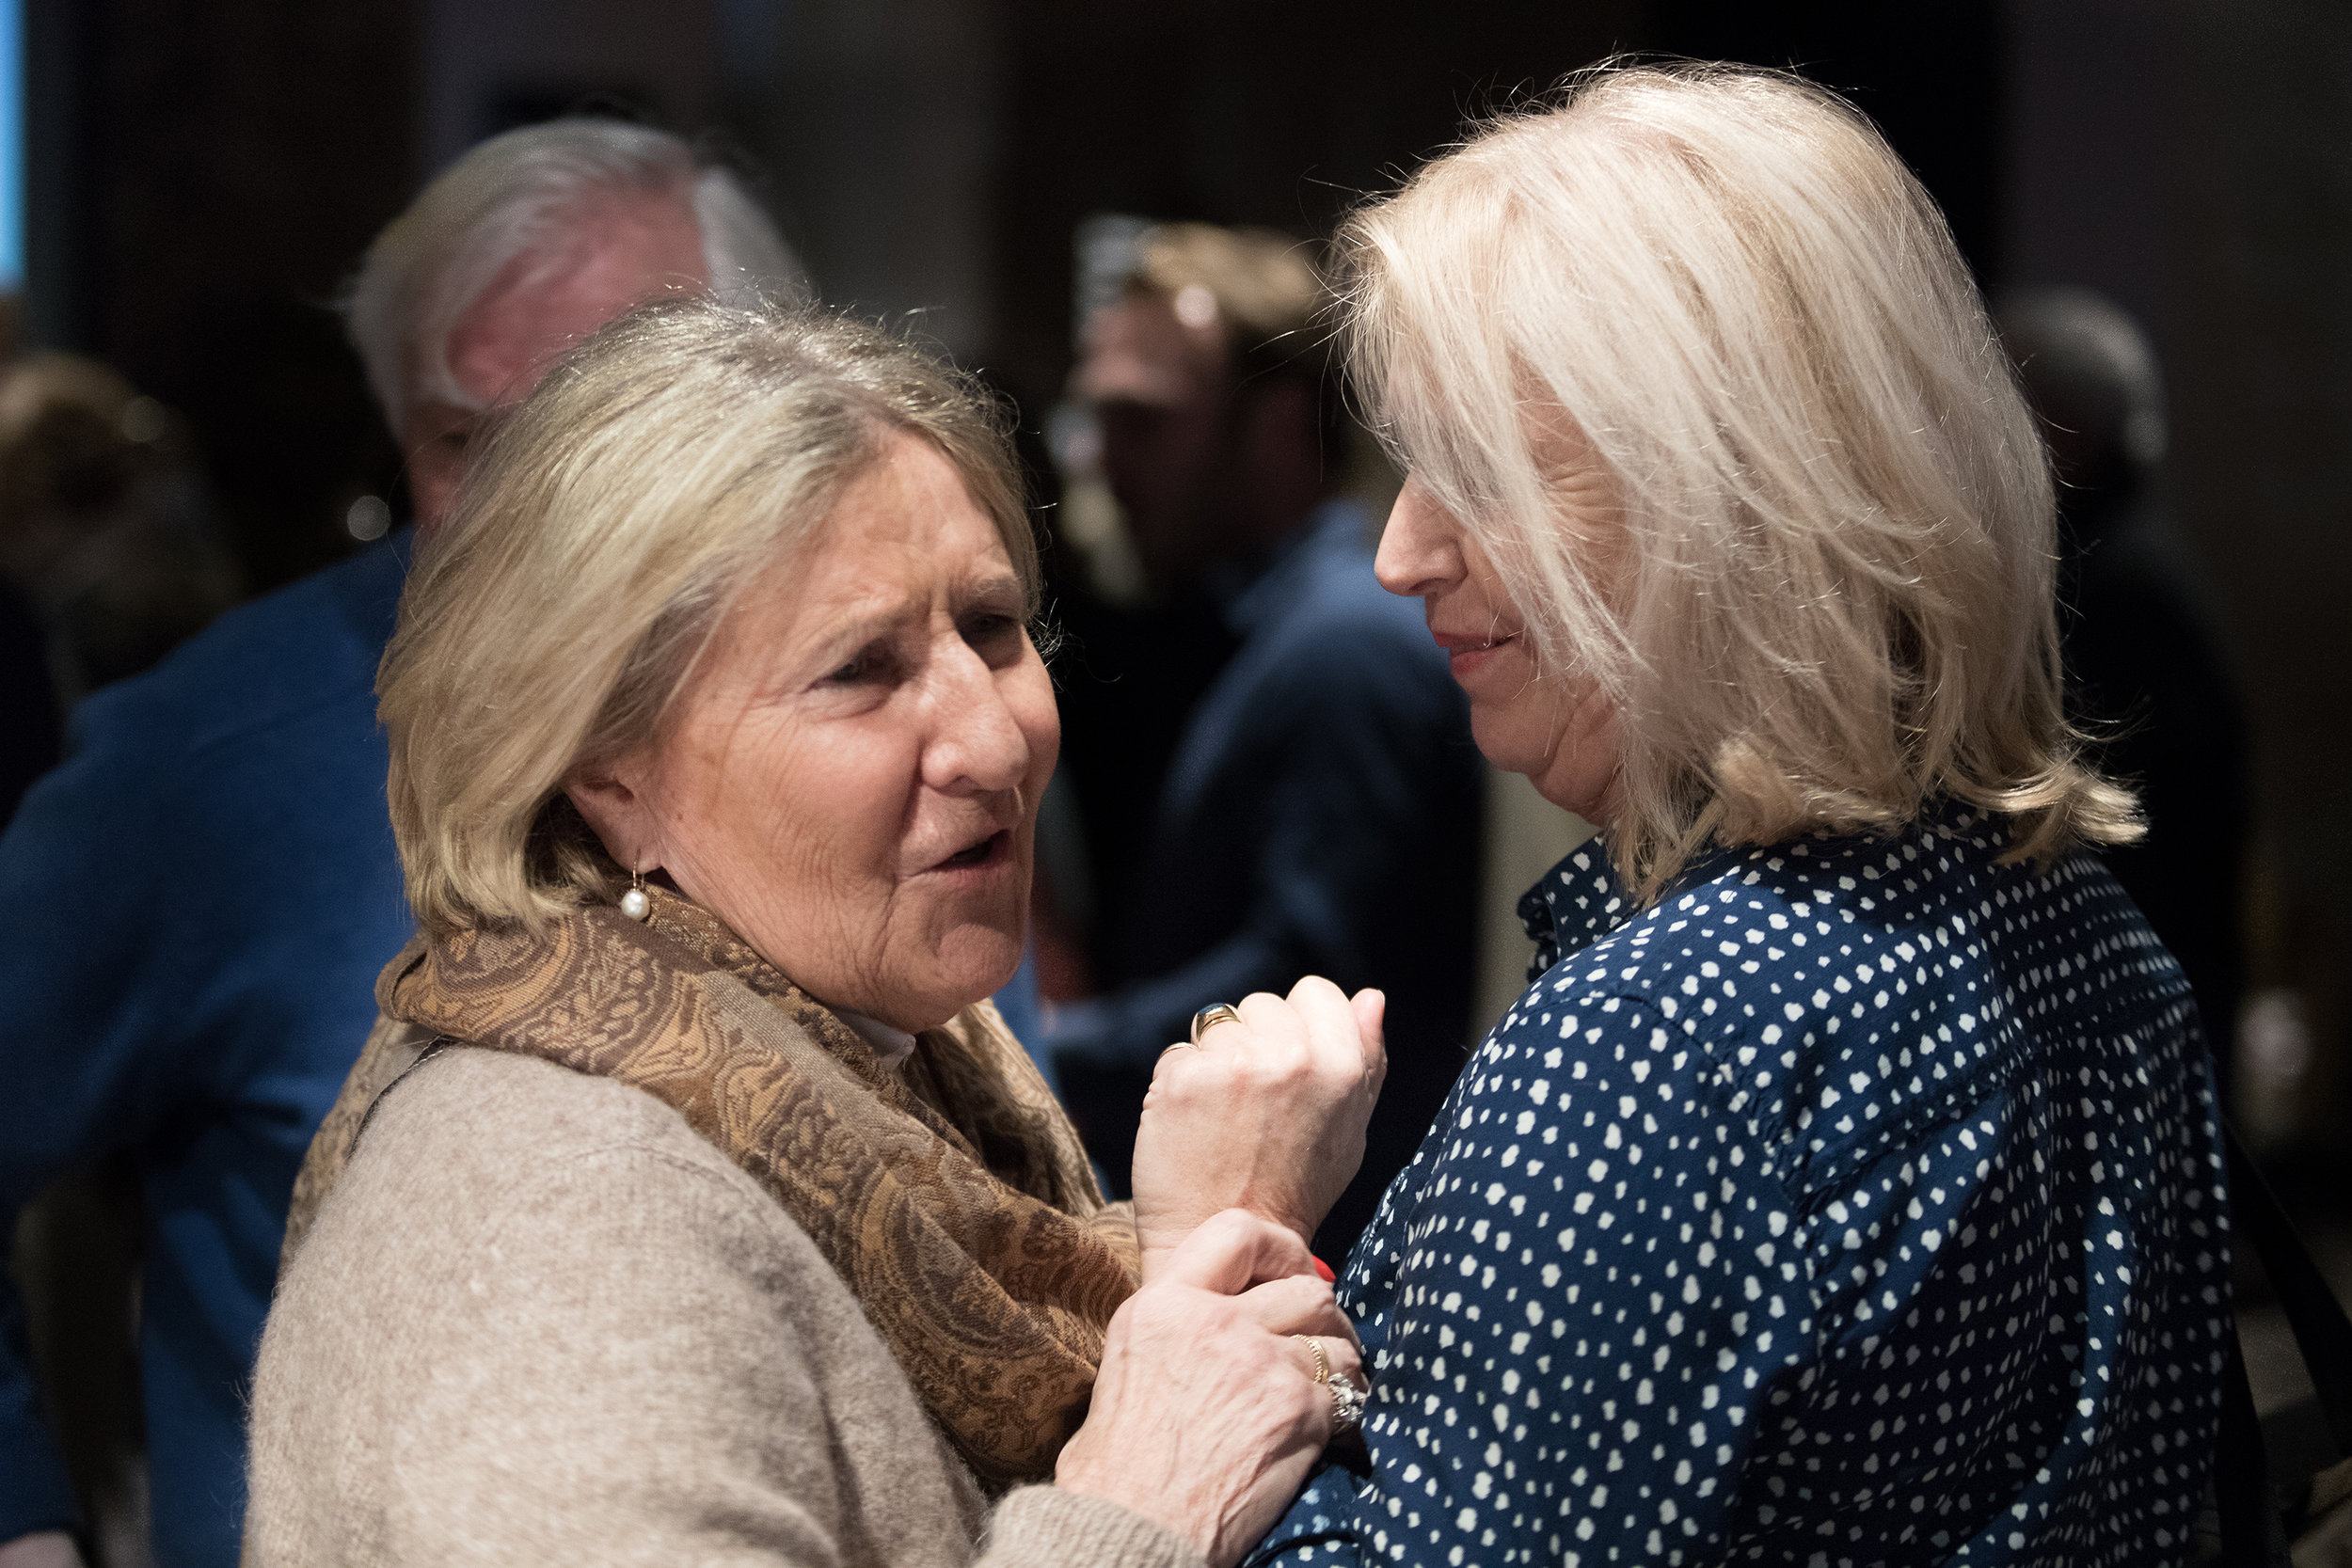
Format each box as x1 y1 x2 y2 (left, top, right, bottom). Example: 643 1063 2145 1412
1130 976 1385 1282
1057 1211 1365 1568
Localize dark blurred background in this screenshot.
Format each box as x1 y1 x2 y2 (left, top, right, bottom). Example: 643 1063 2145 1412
5 0 2349 1555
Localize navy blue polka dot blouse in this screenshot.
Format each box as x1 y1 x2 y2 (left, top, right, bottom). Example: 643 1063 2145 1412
1251 803 2228 1566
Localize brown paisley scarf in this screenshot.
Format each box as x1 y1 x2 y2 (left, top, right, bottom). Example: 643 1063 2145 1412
286 888 1137 1488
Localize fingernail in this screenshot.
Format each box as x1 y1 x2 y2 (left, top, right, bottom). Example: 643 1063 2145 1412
1313 1256 1335 1283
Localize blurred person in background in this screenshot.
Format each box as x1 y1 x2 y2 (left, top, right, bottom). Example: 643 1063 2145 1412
0 119 802 1568
0 578 56 825
1997 288 2249 1093
0 357 239 710
0 358 238 825
0 356 239 1568
1041 224 1483 1259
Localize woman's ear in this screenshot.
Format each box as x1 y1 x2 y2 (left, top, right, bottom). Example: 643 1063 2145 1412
563 758 662 874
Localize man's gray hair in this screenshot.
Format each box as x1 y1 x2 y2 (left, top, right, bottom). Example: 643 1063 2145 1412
346 119 805 422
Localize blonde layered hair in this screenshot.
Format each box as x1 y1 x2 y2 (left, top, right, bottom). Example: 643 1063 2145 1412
1338 63 2138 899
380 299 1036 939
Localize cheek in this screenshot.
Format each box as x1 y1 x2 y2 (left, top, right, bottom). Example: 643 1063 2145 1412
1464 646 1565 769
761 732 913 889
1472 686 1549 768
661 715 903 906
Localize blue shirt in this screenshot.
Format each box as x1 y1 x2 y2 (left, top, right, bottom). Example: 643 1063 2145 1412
1046 502 1483 1251
1254 805 2228 1566
0 538 414 1566
0 535 1051 1565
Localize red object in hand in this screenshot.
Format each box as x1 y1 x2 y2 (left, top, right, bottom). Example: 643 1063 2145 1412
1312 1256 1335 1283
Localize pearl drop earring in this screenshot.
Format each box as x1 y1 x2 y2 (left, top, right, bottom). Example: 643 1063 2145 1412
619 868 650 922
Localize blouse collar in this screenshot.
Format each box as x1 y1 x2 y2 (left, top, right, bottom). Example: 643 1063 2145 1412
836 1009 918 1071
1516 839 1634 979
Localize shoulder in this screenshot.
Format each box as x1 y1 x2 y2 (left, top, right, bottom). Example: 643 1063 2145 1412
0 542 413 1037
1536 811 2182 1173
64 536 405 768
3 538 408 892
1545 812 2019 1016
1505 821 1981 1143
265 1046 833 1408
330 1046 774 1234
249 1047 959 1567
0 546 410 1045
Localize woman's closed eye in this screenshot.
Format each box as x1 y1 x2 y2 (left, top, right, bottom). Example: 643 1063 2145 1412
822 641 896 688
960 609 1025 664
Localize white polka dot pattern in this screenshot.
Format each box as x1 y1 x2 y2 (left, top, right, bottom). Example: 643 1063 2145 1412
1248 805 2229 1567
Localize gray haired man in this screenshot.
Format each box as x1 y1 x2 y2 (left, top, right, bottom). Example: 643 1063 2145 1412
0 121 800 1568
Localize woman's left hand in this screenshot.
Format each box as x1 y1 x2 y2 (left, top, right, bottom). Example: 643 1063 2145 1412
1129 975 1386 1282
1055 1210 1363 1568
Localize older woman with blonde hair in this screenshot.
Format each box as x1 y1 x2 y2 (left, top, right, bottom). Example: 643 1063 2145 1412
244 299 1387 1568
1240 63 2228 1567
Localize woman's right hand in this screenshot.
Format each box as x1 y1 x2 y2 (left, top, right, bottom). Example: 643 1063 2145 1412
1056 1211 1364 1568
1129 976 1386 1281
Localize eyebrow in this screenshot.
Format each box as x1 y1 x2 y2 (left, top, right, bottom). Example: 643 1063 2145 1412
802 572 1027 652
961 573 1026 610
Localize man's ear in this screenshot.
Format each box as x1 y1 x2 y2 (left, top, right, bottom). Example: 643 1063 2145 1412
563 761 661 874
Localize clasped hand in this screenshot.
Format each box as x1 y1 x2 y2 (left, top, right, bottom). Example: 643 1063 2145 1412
1057 1211 1364 1567
1129 975 1387 1282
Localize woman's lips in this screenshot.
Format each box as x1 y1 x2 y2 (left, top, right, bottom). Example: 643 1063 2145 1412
928 828 1011 876
1430 629 1517 682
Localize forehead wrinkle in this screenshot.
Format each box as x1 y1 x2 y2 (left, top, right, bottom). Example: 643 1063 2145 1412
956 568 1025 607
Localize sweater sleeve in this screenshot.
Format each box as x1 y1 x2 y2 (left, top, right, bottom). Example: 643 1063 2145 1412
244 1054 1197 1568
979 1488 1200 1568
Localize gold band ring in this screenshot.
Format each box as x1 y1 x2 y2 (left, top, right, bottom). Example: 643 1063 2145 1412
1189 1003 1245 1045
1293 1334 1331 1386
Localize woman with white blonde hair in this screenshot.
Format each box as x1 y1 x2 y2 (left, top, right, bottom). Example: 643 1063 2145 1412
243 297 1388 1568
1241 63 2228 1567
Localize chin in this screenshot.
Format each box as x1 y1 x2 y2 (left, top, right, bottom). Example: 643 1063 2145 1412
926 922 1028 1018
1469 708 1550 780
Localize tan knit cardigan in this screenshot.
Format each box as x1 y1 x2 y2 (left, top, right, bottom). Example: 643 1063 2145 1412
243 1033 1202 1568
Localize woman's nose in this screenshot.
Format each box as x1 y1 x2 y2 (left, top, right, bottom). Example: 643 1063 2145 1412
1374 479 1467 599
923 646 1030 796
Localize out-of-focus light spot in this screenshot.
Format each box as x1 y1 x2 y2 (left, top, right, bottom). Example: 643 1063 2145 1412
345 495 391 542
2237 987 2315 1151
1172 283 1219 331
120 397 166 444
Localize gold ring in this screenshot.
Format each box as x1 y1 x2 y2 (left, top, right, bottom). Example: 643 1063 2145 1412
1293 1334 1330 1386
1190 1003 1244 1045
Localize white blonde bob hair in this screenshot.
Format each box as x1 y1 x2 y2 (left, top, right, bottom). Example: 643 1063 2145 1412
346 118 805 421
379 299 1037 939
1338 62 2137 898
